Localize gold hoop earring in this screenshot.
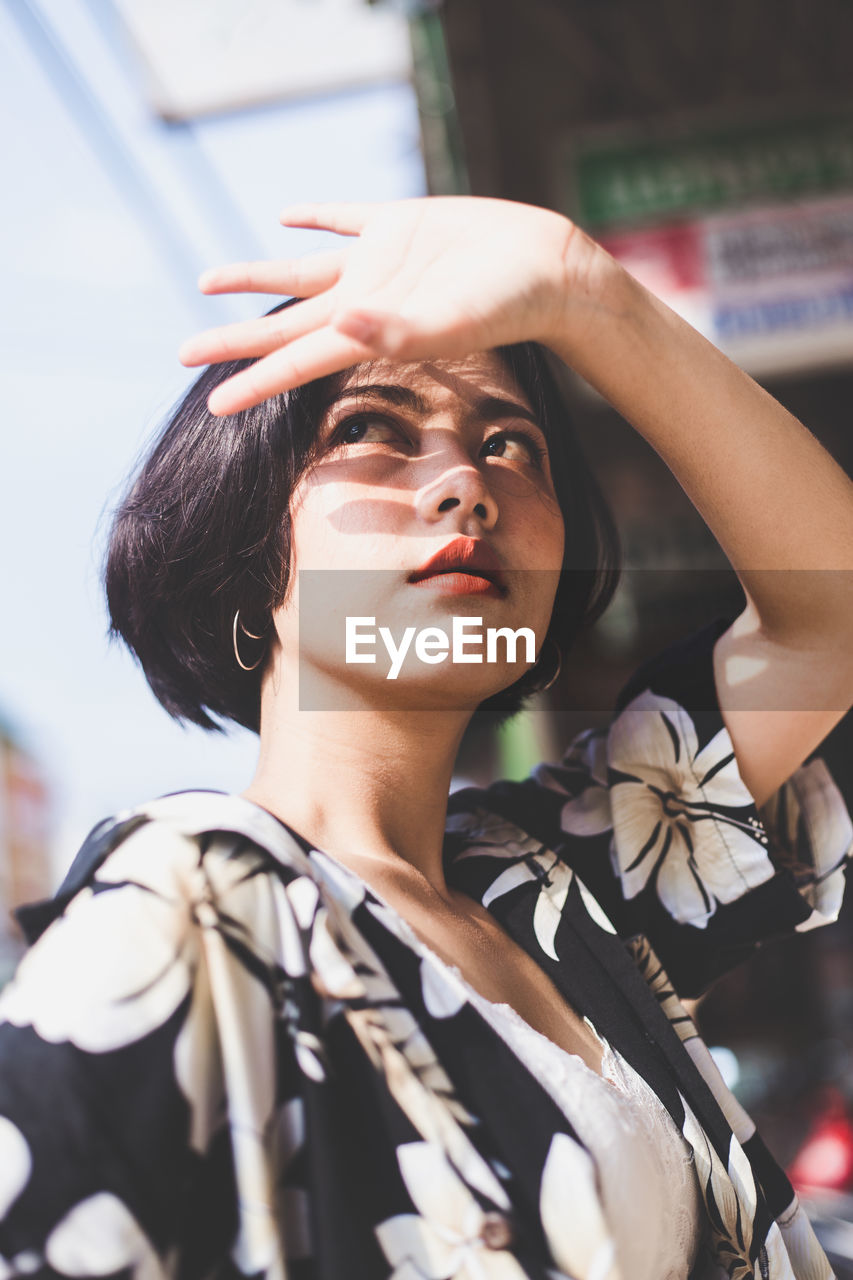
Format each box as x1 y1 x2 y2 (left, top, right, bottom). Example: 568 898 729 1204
233 610 267 672
535 637 562 692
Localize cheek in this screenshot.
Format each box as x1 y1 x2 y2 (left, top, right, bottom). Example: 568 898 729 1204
527 510 565 628
291 473 411 567
544 497 566 569
292 506 336 568
512 498 565 569
289 482 360 569
552 510 567 567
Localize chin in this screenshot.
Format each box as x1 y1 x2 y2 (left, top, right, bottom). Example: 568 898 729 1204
301 660 525 714
373 665 528 713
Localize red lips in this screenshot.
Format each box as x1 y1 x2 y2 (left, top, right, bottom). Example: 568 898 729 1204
408 536 507 591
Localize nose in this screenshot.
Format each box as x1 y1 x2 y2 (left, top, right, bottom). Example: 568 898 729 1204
413 443 500 531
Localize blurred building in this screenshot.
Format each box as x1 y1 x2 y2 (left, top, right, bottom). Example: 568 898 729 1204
414 0 853 722
405 0 853 718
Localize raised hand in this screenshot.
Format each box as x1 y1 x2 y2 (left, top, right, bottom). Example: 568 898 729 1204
178 197 586 415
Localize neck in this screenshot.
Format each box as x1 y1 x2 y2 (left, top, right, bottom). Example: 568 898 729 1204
242 663 474 903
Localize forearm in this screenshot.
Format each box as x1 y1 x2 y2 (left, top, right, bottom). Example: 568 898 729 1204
544 240 853 645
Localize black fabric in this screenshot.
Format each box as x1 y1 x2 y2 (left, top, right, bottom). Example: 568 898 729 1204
0 618 848 1279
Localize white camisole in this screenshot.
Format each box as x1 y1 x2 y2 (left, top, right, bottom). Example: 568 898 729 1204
448 960 706 1280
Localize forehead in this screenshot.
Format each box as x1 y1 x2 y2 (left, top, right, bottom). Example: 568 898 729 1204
324 350 533 410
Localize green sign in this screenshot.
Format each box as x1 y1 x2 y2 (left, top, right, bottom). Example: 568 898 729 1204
574 114 853 229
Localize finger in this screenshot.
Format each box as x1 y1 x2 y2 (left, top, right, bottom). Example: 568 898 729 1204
278 201 384 235
331 307 416 359
206 327 375 416
198 249 345 297
179 294 333 367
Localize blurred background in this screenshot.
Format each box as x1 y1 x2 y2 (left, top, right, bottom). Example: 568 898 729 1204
1 0 852 1263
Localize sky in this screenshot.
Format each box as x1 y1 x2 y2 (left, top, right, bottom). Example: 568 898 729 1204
0 0 426 878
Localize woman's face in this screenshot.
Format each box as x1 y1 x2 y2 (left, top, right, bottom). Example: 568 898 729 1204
274 349 566 709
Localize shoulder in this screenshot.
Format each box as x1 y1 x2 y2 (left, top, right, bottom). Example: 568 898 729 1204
445 727 609 872
0 796 333 1276
14 790 318 948
3 791 334 1060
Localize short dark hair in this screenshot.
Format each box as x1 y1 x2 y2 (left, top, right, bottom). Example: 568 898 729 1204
105 301 621 733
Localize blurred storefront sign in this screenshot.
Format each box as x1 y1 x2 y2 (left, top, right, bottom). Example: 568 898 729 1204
571 114 853 228
112 0 413 120
597 196 853 378
0 727 52 987
561 114 853 379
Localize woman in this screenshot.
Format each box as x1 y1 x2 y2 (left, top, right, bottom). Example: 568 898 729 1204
0 196 851 1280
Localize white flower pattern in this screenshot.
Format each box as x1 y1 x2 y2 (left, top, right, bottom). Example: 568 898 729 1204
451 808 615 954
375 1142 528 1280
540 730 615 840
678 1097 757 1280
606 691 781 926
539 1133 619 1280
0 1118 31 1219
0 605 849 1280
44 1194 163 1280
763 757 853 930
0 822 201 1052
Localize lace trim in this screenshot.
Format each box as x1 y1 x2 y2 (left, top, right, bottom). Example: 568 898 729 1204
444 961 705 1280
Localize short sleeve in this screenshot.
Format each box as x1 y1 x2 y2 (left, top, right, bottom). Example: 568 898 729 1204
532 616 853 996
0 803 315 1278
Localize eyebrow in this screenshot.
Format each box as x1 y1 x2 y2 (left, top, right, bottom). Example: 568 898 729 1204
320 382 546 435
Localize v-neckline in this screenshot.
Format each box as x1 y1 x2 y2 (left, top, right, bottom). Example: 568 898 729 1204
256 808 611 1082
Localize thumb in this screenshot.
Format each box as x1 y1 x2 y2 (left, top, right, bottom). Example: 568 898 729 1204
330 307 411 356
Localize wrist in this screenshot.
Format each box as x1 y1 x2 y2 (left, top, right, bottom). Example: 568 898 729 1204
539 226 637 363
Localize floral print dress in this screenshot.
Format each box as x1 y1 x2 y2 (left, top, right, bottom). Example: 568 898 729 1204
0 616 850 1280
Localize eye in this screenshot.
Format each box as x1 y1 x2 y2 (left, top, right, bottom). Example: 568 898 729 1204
481 430 547 468
329 413 403 448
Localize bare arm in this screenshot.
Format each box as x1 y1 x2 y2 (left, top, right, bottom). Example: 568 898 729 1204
179 196 853 807
541 239 853 806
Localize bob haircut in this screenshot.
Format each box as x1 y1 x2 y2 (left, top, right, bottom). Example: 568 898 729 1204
105 300 621 734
